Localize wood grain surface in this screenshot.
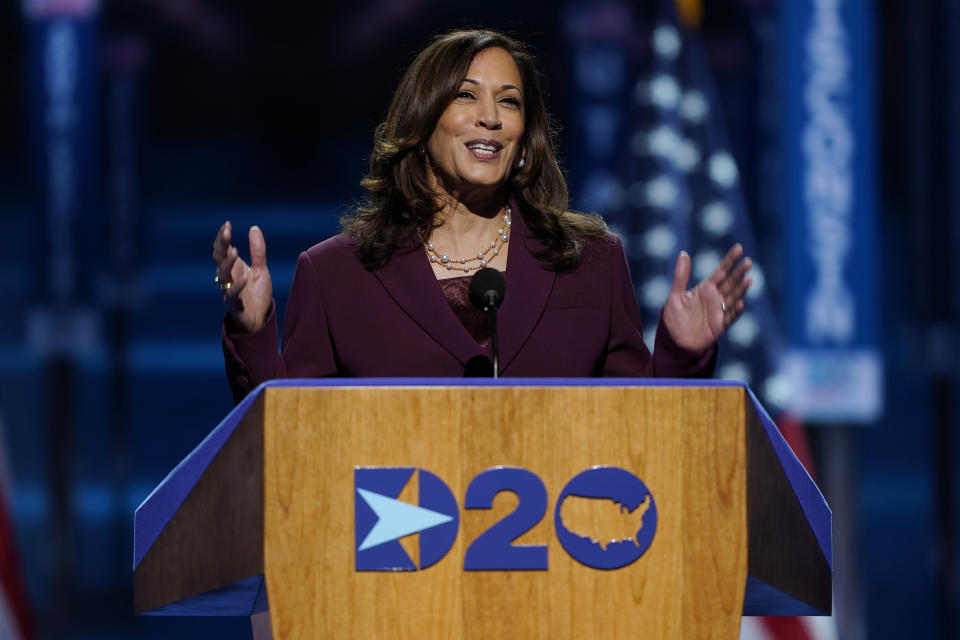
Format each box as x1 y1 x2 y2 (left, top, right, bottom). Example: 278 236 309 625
262 385 748 639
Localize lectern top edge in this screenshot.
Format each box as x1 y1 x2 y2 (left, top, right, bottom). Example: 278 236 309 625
251 376 752 388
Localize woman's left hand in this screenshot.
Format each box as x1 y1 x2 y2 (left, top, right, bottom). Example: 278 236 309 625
661 244 753 353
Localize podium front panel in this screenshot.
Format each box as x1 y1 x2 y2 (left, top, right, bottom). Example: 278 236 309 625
262 385 748 640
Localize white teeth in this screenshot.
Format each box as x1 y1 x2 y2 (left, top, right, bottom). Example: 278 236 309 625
468 143 499 153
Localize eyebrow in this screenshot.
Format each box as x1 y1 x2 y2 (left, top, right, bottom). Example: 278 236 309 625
463 78 522 92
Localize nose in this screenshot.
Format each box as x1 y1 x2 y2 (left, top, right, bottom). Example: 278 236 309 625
476 95 502 130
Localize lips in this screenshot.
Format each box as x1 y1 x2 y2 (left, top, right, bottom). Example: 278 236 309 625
465 139 503 159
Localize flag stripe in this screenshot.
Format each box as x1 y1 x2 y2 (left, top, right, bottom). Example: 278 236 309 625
0 490 31 640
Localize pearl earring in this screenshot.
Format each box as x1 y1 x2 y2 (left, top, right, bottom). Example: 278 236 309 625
517 157 525 168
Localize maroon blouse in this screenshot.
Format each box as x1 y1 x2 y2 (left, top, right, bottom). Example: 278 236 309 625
437 275 492 346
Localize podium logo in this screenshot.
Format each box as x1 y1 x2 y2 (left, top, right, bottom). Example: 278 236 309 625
354 467 459 571
554 467 658 569
354 465 657 572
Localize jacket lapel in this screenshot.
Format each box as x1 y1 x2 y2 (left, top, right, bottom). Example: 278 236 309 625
498 205 556 372
373 243 484 366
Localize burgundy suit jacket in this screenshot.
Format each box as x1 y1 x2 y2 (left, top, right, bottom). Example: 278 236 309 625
222 208 716 402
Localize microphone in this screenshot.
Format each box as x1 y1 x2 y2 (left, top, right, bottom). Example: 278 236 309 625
469 268 506 378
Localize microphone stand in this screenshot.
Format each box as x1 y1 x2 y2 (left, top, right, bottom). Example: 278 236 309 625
484 296 500 379
469 267 505 379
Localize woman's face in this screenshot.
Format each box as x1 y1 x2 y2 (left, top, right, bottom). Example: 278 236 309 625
426 47 525 202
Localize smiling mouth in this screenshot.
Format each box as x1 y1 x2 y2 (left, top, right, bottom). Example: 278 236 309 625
465 140 503 159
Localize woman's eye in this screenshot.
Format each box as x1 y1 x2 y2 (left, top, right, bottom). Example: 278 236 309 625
456 90 475 99
501 96 522 108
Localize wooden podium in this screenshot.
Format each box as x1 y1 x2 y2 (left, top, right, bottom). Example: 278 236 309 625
134 379 831 639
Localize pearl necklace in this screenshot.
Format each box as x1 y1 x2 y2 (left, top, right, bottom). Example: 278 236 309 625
425 206 511 273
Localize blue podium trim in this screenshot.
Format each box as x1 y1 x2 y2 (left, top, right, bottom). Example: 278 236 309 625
141 574 267 616
743 574 829 616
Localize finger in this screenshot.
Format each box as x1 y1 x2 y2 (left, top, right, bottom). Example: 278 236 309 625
708 243 743 285
213 220 232 263
726 276 753 306
719 257 753 295
217 246 239 281
671 250 691 293
230 251 250 284
249 225 268 270
726 298 746 325
721 279 752 327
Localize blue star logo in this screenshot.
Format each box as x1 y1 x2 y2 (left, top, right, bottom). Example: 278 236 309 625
354 467 459 571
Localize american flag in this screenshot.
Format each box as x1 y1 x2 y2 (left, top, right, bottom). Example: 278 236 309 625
612 4 785 409
569 0 832 636
0 414 33 640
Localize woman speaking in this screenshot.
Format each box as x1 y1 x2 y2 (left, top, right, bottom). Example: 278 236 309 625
212 29 752 402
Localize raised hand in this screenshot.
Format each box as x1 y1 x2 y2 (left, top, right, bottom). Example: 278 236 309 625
212 221 273 333
660 244 753 353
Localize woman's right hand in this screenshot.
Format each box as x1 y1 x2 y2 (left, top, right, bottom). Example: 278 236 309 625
213 221 274 333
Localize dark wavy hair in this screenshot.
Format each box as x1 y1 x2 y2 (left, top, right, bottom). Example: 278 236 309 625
342 29 608 271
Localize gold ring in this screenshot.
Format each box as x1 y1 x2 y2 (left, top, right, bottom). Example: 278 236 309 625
215 273 231 292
